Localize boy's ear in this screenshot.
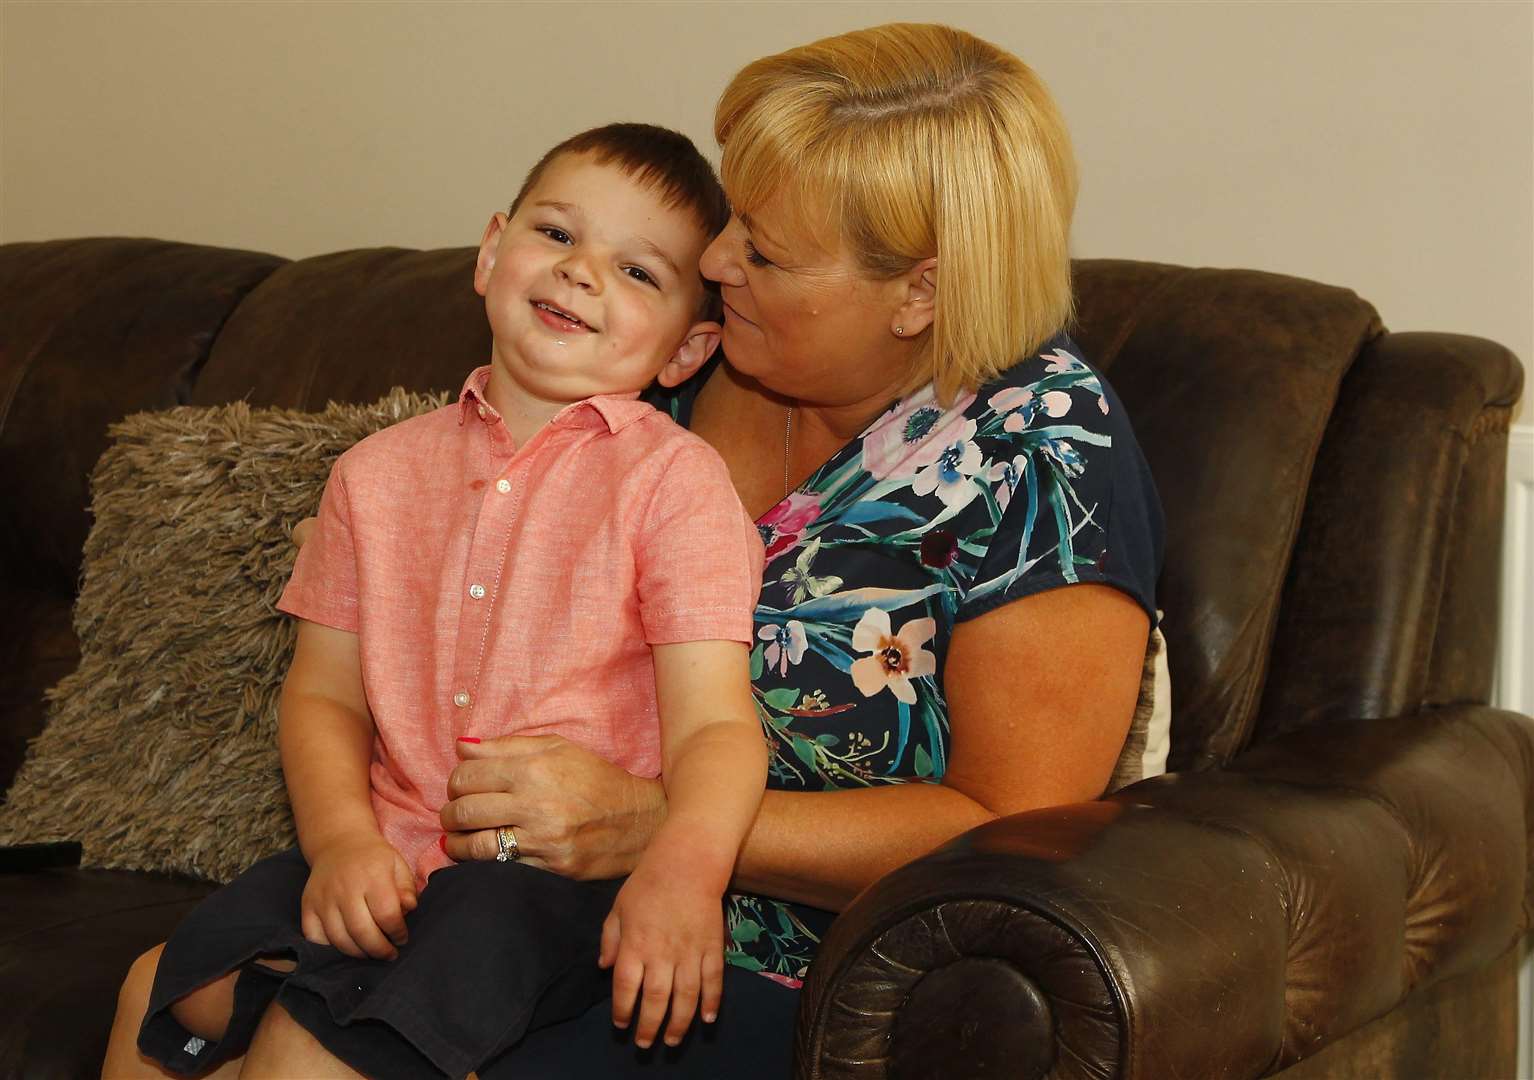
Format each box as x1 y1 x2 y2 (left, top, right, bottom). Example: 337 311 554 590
656 321 722 388
892 256 938 339
473 212 509 297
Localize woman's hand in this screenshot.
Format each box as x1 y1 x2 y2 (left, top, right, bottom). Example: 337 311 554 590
292 516 318 548
439 734 667 880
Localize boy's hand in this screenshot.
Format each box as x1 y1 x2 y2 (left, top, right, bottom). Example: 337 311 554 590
301 833 419 961
599 850 726 1049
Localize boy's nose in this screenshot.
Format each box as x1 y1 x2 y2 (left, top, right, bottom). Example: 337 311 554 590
555 254 600 292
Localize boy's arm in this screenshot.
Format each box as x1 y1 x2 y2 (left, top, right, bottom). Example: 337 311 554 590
600 638 766 1049
280 619 417 959
648 639 768 884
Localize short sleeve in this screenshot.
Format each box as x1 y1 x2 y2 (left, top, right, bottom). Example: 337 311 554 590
957 358 1163 626
635 441 765 645
276 457 361 633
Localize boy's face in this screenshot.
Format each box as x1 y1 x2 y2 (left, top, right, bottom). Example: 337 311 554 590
474 153 718 404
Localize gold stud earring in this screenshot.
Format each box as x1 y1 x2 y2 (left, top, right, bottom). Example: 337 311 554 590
895 326 905 336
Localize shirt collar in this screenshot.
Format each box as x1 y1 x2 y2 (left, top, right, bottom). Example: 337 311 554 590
457 366 652 434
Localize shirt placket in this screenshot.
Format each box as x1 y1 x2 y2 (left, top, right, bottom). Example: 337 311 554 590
446 408 570 735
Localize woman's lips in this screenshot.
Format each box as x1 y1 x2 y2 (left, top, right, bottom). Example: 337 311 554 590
531 299 593 333
722 300 758 328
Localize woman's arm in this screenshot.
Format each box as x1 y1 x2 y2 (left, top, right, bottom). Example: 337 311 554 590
443 583 1148 911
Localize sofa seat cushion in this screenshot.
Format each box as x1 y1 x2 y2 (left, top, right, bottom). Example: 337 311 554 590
0 868 214 1080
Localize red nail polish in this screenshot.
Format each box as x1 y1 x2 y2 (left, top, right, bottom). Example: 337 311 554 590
458 736 481 744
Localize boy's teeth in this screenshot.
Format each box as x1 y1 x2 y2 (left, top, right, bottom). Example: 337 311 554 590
536 301 584 325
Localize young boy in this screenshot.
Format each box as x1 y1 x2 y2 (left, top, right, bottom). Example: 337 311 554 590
130 124 767 1080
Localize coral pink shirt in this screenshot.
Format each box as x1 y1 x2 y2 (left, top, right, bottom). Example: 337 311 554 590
278 367 764 889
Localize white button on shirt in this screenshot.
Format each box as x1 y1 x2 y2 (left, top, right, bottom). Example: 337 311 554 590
453 691 471 708
476 404 488 419
496 479 511 494
468 584 486 600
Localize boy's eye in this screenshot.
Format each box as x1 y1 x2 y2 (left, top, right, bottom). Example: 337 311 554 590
744 240 772 268
623 266 658 287
537 226 572 244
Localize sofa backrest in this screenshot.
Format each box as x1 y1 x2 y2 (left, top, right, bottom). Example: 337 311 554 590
2 238 1520 790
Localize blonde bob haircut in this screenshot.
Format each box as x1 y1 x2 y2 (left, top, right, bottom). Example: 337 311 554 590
715 23 1079 404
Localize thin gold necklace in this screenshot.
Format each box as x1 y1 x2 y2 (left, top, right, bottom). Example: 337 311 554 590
783 405 794 499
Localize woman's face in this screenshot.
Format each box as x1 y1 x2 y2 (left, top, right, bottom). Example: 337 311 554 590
700 196 912 410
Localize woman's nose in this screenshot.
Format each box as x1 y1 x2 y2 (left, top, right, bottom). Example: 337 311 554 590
700 219 746 287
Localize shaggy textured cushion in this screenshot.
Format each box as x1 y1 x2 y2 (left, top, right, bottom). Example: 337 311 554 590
0 389 447 883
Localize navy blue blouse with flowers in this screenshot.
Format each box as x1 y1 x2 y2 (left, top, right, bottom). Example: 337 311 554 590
645 333 1164 983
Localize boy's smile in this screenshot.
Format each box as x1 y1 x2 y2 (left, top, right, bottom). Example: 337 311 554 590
472 153 720 429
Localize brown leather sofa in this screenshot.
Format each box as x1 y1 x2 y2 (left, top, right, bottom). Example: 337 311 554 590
1 237 1527 1079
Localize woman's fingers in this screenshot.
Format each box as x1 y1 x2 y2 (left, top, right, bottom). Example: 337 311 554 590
438 790 521 832
291 516 317 548
440 826 546 868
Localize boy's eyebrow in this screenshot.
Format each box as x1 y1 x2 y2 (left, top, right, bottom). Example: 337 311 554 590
531 199 681 280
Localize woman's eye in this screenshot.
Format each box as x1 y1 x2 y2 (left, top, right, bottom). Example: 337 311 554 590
744 241 772 268
537 226 572 244
624 266 657 286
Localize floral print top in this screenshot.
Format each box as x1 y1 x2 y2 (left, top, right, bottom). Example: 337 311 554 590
644 333 1164 984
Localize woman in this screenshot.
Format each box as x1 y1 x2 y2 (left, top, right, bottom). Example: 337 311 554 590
449 21 1163 1077
108 21 1161 1079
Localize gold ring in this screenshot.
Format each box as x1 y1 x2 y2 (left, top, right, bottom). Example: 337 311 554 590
495 825 520 862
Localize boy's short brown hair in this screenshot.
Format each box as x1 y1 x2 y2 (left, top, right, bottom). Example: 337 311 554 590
510 123 728 320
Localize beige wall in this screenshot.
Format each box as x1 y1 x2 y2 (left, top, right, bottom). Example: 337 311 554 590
3 0 1530 372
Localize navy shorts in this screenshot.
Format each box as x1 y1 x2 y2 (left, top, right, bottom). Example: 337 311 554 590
138 846 800 1078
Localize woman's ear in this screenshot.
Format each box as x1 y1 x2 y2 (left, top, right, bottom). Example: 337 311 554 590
473 213 509 297
656 322 722 388
893 257 938 339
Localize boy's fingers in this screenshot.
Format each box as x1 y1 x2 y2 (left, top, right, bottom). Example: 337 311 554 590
321 910 363 960
366 886 409 948
300 906 328 947
291 517 317 548
664 961 701 1046
700 948 725 1023
635 965 675 1049
343 896 396 960
610 955 644 1029
393 857 419 913
598 912 621 970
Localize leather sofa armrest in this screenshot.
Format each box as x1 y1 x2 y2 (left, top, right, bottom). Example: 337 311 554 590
794 705 1534 1080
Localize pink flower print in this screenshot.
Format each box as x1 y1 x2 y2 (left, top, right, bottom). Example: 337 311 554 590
758 972 805 989
862 386 977 480
1098 395 1110 414
1040 390 1073 418
1043 348 1085 374
757 492 821 561
989 387 1035 434
910 418 982 509
850 609 937 704
984 454 1029 512
758 620 808 676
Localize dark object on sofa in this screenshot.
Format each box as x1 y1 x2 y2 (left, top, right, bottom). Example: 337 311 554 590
0 238 1526 1079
